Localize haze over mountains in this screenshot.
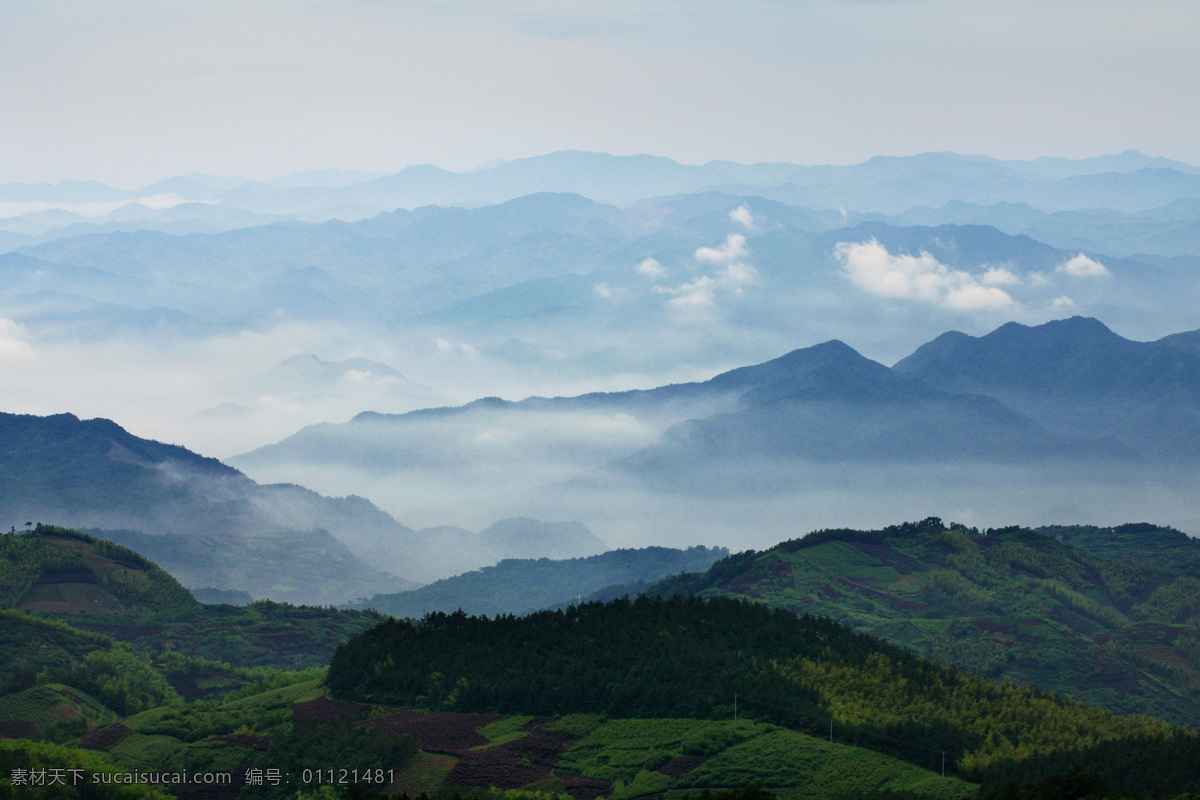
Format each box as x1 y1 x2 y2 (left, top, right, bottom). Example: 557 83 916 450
230 316 1200 541
4 150 1200 465
4 313 1197 608
3 148 1199 567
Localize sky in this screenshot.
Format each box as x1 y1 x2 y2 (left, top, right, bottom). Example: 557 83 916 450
3 0 1199 187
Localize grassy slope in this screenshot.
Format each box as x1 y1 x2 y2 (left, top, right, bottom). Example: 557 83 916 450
650 519 1200 725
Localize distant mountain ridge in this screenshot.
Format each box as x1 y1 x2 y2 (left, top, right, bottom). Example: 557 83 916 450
5 149 1199 219
0 412 609 602
237 317 1200 513
894 317 1200 457
357 545 729 618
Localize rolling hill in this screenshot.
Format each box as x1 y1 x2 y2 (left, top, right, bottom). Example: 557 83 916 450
327 593 1200 797
648 518 1200 726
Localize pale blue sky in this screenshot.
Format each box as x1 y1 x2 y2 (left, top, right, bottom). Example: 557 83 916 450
3 0 1198 186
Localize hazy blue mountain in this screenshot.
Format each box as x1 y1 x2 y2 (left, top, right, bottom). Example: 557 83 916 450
13 189 1200 361
618 339 1123 489
5 150 1199 244
881 201 1200 259
0 411 612 597
893 316 1200 457
357 545 728 618
232 317 1200 550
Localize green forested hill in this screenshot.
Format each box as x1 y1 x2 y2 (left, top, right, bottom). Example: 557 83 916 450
0 525 198 614
1036 522 1200 566
649 518 1200 725
326 595 1200 797
0 526 385 727
359 545 728 618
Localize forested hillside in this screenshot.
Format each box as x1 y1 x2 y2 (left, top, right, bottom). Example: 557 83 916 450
649 518 1200 724
326 594 1200 797
0 527 384 715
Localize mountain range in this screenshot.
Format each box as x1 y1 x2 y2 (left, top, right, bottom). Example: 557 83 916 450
232 316 1200 542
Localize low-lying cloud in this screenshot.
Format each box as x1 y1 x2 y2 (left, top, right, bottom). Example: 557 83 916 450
657 234 758 312
0 318 33 359
1058 253 1110 277
729 205 755 230
835 239 1015 312
695 233 748 265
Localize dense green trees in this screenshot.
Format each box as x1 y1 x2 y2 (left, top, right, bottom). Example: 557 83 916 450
327 594 1200 796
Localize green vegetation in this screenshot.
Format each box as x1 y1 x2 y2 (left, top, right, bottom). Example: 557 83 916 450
1036 523 1200 567
650 518 1200 725
7 520 1200 800
0 526 195 614
0 684 117 742
0 739 173 800
327 593 1200 797
0 526 382 751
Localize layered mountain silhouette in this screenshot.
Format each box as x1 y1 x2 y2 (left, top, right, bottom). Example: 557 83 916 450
0 412 607 601
894 316 1200 457
238 317 1189 502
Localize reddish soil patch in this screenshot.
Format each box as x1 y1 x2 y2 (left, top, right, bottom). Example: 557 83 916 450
852 543 924 574
360 711 502 754
657 756 706 778
37 571 99 584
80 723 132 750
293 698 371 723
838 577 929 612
445 746 549 789
443 719 573 790
505 724 573 770
560 774 613 800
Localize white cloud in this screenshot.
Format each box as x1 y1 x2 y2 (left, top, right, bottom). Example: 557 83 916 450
635 257 668 279
0 318 33 359
729 205 755 230
593 282 614 299
695 233 748 264
981 267 1020 286
663 276 717 310
1058 253 1109 277
1053 296 1075 308
834 239 1015 312
1028 272 1050 287
656 234 759 313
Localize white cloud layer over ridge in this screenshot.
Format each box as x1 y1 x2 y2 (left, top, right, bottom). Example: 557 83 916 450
835 239 1015 312
1058 254 1110 277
